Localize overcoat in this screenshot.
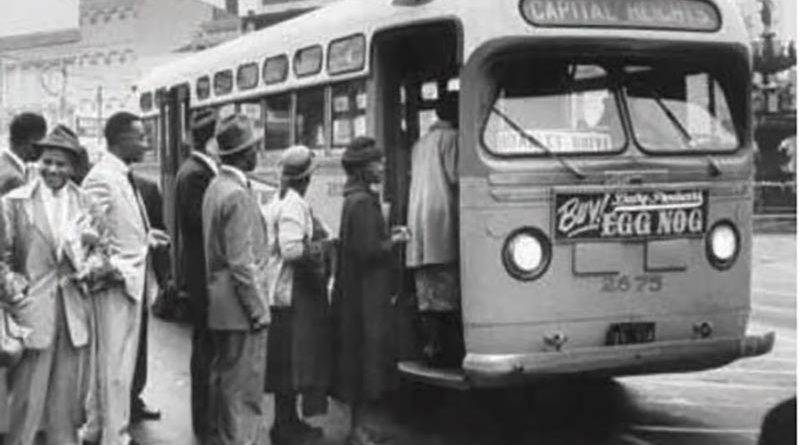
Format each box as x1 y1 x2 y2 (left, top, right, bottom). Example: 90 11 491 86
202 167 269 330
331 179 396 404
0 179 91 349
174 154 215 324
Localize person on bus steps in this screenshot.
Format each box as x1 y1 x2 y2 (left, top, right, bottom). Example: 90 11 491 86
406 93 464 367
264 145 333 444
173 108 219 437
332 136 410 445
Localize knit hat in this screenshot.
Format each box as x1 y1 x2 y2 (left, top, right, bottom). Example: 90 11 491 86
341 136 382 168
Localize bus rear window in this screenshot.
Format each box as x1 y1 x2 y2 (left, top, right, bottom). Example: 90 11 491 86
483 63 625 156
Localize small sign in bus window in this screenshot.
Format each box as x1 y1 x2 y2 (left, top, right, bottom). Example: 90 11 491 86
520 0 720 31
496 129 615 153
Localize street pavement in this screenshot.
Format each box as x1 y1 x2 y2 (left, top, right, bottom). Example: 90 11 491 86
132 234 796 445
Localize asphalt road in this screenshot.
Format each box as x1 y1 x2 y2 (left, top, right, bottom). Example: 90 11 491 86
132 234 796 445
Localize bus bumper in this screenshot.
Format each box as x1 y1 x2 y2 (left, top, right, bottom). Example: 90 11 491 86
462 332 775 387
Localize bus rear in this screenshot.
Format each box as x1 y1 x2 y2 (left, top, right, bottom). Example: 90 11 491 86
456 0 774 387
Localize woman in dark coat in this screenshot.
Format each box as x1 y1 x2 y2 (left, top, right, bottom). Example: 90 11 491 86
332 136 408 445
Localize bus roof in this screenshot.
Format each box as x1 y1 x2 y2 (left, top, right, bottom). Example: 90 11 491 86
136 0 749 113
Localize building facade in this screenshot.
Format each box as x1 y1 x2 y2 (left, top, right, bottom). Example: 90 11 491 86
0 0 226 156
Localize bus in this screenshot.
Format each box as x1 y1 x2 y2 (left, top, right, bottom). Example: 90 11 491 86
136 0 774 389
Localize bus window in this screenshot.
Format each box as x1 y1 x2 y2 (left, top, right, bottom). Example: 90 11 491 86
240 101 264 150
483 62 625 155
625 67 739 153
213 70 233 96
331 79 367 147
296 87 325 149
265 94 291 150
196 76 210 100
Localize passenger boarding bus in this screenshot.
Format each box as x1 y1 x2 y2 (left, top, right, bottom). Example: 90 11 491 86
136 0 774 389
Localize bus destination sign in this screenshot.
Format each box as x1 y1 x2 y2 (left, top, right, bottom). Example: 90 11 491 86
553 189 708 241
520 0 721 32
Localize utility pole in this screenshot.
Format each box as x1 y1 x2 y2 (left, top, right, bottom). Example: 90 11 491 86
96 85 103 145
59 59 68 124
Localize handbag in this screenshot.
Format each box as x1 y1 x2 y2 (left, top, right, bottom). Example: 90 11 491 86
0 303 31 367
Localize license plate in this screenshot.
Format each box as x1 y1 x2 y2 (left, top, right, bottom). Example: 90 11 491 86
606 322 655 346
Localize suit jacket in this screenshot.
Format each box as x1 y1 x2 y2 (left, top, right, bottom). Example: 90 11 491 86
0 151 26 196
82 153 157 304
0 179 91 349
132 173 170 287
202 167 269 330
174 155 215 323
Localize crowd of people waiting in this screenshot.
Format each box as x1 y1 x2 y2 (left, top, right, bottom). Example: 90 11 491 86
0 94 461 445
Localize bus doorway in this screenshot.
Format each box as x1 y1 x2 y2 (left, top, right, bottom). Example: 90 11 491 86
158 83 191 288
371 21 466 384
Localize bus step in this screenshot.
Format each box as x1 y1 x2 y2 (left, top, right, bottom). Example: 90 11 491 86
397 360 469 390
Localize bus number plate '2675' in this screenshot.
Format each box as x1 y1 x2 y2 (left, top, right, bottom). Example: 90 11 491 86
553 189 708 241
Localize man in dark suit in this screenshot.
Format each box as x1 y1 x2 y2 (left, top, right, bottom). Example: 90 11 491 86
0 112 46 194
174 109 218 436
130 173 168 423
202 113 270 444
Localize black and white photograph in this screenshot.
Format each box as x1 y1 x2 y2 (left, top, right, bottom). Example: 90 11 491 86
0 0 795 443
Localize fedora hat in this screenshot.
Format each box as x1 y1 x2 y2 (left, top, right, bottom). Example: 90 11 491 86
191 108 216 133
215 113 262 156
34 124 86 160
279 145 317 180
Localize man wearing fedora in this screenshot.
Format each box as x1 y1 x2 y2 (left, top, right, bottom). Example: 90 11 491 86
174 108 218 437
202 113 270 444
81 112 168 445
1 124 92 444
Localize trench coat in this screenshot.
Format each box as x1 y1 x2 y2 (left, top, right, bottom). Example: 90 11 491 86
331 179 396 404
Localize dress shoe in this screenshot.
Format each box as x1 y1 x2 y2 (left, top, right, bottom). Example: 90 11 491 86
131 404 162 422
291 419 323 438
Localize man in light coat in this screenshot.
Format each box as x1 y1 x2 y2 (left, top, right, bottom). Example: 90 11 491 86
202 113 270 445
81 112 167 445
2 125 92 444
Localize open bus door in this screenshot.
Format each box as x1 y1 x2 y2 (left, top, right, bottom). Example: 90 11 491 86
371 20 466 388
158 83 191 293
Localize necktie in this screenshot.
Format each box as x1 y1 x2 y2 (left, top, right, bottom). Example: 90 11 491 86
127 172 151 232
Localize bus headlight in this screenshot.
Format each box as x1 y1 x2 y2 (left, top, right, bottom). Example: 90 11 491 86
502 227 551 281
706 221 739 270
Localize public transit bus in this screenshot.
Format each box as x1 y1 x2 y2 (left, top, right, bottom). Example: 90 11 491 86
136 0 774 389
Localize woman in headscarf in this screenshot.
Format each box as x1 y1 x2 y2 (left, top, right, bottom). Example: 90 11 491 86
332 136 408 445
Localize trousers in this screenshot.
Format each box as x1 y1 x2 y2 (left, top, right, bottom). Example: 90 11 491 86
7 291 88 445
206 329 268 445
